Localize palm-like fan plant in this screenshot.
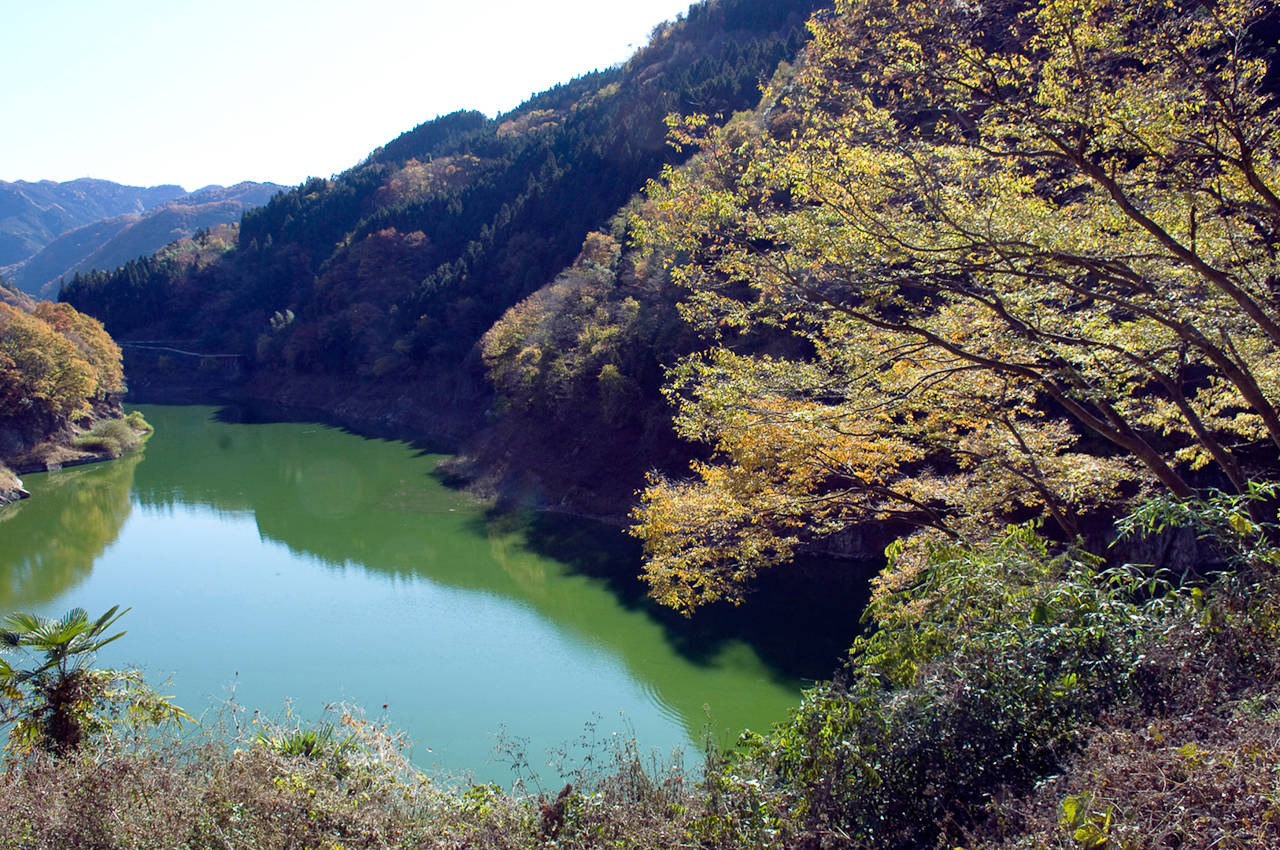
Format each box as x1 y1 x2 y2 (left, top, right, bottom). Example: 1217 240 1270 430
0 606 188 756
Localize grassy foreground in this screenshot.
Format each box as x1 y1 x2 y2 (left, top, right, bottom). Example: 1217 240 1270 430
3 499 1280 848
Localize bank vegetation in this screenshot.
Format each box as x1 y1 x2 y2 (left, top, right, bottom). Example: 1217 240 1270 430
0 297 151 502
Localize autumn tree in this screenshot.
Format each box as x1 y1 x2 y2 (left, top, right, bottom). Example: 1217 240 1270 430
0 304 100 420
475 223 706 514
482 234 647 425
632 0 1280 612
31 302 124 399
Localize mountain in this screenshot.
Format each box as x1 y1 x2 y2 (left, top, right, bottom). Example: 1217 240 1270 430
57 0 826 512
62 0 820 396
2 181 285 297
28 5 1280 850
10 217 138 296
0 178 186 268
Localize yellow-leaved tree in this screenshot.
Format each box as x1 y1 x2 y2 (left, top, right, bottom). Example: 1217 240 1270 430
632 0 1280 613
0 302 123 421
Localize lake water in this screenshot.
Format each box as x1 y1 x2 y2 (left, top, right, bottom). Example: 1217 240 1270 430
0 404 866 782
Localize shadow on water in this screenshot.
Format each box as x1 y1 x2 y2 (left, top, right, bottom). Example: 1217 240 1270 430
212 399 879 683
212 401 457 456
3 402 876 765
485 510 880 683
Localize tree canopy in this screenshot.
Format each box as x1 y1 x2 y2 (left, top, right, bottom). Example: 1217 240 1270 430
0 302 122 422
632 0 1280 612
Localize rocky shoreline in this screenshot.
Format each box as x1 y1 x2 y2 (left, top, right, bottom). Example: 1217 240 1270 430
0 396 145 506
1 447 125 505
0 480 30 505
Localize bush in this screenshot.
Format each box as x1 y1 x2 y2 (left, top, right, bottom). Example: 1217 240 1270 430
123 410 152 433
3 494 1276 849
0 607 190 758
963 492 1280 849
703 486 1280 850
977 704 1280 849
0 707 727 850
740 525 1197 849
73 418 144 457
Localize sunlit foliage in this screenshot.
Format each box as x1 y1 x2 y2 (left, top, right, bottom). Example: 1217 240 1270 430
484 233 647 426
0 302 121 420
633 0 1280 611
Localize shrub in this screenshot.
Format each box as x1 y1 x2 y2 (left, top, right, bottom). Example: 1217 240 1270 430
123 410 152 433
0 707 725 850
962 491 1280 848
73 417 144 457
746 525 1196 849
976 703 1280 849
0 607 190 757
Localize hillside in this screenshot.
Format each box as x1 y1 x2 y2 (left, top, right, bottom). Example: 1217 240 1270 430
60 0 821 457
0 299 150 504
9 216 138 294
0 178 185 268
0 276 33 311
3 181 284 297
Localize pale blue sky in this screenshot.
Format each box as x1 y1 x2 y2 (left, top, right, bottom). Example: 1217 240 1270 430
0 0 696 191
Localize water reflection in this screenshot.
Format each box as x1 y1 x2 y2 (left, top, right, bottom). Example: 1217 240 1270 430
134 405 872 682
0 453 143 609
2 404 874 772
136 405 872 681
513 511 877 682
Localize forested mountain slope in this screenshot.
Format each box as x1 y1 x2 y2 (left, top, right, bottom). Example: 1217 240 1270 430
17 3 1280 848
60 0 820 440
483 1 1280 846
4 182 284 297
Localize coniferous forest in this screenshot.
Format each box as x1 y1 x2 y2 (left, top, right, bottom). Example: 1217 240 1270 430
7 0 1280 846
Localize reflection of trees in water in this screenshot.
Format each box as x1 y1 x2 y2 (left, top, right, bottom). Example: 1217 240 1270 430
119 407 837 739
0 453 141 609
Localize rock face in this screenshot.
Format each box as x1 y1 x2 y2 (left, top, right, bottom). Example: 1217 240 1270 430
0 480 31 506
0 405 73 464
0 396 124 476
1107 524 1230 576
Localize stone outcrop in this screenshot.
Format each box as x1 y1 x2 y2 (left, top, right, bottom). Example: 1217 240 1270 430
0 478 31 505
0 396 125 480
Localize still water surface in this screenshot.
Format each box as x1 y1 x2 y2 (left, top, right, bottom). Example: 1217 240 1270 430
0 405 860 781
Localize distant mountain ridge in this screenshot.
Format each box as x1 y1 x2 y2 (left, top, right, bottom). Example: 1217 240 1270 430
0 179 285 297
0 178 185 266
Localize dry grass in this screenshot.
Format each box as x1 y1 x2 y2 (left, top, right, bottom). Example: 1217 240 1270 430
976 709 1280 850
0 463 22 504
0 707 737 850
72 418 145 458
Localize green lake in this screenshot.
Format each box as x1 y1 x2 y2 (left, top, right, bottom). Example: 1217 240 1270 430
0 404 866 782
